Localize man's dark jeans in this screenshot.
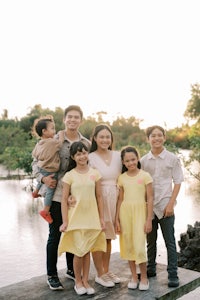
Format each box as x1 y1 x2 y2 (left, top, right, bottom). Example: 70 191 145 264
147 215 178 279
47 201 74 276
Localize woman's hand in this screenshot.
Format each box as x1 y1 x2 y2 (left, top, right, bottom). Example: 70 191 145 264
67 195 76 207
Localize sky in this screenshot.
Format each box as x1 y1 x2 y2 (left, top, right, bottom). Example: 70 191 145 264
0 0 200 129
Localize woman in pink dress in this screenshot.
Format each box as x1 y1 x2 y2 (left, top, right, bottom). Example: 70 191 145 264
89 124 122 287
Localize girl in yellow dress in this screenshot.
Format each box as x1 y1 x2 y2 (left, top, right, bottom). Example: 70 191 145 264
58 141 106 296
115 146 153 291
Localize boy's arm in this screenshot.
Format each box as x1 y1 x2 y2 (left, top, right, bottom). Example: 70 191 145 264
164 183 181 217
32 157 56 189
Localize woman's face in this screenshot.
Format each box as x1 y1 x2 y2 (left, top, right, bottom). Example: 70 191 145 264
94 129 112 150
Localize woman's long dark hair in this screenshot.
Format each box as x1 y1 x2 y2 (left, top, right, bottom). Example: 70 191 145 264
121 146 141 173
90 124 114 153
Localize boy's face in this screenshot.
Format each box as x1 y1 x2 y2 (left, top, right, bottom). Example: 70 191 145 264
148 128 166 149
43 122 56 138
63 110 82 131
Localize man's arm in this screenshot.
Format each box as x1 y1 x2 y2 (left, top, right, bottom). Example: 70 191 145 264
32 157 57 189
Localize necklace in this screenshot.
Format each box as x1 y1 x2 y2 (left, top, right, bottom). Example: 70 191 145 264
96 151 111 164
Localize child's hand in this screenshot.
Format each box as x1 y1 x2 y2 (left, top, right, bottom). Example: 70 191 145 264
100 218 105 230
163 203 174 218
59 223 67 232
144 219 152 234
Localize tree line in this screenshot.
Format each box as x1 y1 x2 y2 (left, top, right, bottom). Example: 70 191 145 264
0 83 200 180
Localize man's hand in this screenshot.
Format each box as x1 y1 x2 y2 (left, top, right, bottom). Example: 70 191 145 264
42 174 57 188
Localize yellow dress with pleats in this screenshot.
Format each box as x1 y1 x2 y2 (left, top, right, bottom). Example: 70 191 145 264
58 167 106 257
117 169 153 264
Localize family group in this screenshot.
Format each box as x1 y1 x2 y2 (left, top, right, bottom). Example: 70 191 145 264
31 105 184 296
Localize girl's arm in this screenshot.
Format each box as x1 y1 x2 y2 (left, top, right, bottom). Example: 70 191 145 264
115 187 124 234
144 182 153 234
95 179 105 230
59 182 70 232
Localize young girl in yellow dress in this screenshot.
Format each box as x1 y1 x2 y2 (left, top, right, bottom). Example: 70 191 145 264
115 146 153 291
58 141 106 296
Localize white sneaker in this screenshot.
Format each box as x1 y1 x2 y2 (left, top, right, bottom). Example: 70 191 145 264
139 280 149 291
74 285 87 295
107 271 121 283
95 274 115 287
86 287 95 295
128 279 138 289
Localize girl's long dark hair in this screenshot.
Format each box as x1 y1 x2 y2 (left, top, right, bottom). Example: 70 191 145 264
121 146 141 173
67 141 89 172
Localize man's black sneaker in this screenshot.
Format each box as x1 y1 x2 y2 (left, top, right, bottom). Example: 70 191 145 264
66 269 75 281
147 270 156 277
47 276 64 290
168 277 179 288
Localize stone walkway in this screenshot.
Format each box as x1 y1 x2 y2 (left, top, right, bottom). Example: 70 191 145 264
1 253 200 300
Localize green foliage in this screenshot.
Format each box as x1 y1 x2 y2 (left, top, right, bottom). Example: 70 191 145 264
0 125 29 155
0 100 199 181
184 83 200 121
20 104 65 135
79 117 98 140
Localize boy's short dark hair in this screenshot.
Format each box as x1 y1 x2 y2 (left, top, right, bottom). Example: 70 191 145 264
146 125 166 138
64 105 83 119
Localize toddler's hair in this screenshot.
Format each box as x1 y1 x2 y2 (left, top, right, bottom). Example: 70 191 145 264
32 115 54 138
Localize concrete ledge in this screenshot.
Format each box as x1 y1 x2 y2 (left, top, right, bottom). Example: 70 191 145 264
1 252 200 300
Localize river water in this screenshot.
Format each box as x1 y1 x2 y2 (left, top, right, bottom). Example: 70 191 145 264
0 157 200 288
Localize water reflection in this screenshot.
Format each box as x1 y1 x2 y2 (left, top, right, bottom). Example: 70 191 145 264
0 174 200 288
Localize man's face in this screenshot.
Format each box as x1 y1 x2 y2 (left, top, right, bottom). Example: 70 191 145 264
63 110 82 130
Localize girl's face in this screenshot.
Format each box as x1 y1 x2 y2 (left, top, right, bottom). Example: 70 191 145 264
73 148 88 166
94 129 112 150
122 152 138 171
148 128 166 149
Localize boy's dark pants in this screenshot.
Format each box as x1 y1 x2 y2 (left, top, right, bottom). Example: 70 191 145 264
147 215 178 279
